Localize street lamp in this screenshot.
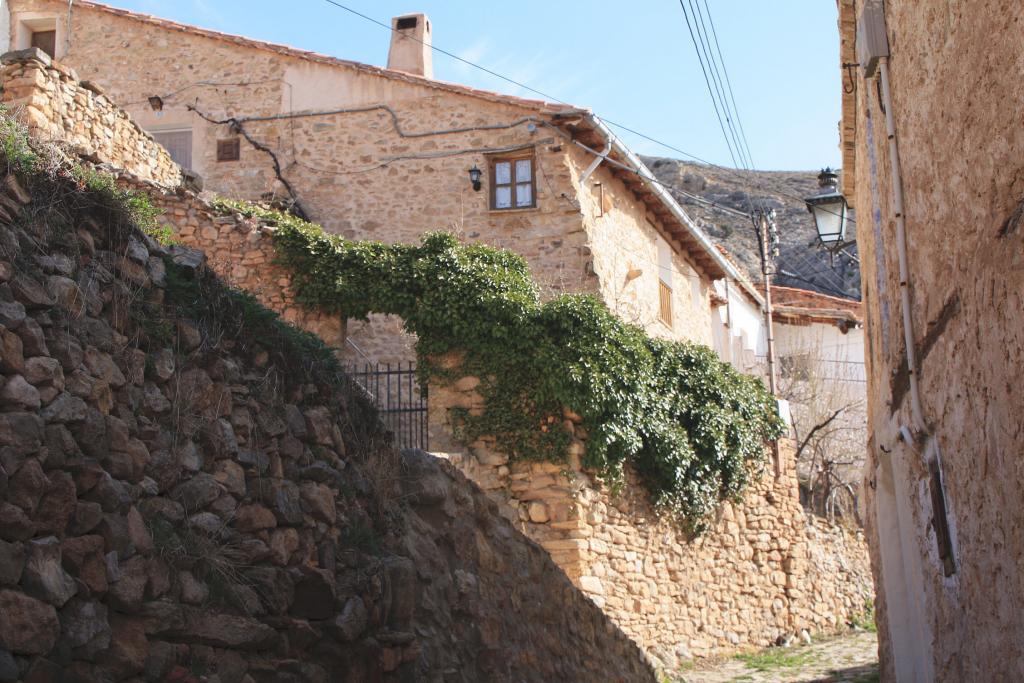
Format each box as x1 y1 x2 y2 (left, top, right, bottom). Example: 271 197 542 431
806 168 850 247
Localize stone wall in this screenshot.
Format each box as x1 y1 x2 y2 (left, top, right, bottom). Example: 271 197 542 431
0 20 876 671
427 371 874 665
6 0 724 368
571 143 715 346
842 1 1024 680
0 50 182 187
136 183 346 352
0 157 657 682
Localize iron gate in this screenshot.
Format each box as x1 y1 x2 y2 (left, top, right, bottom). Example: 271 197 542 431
347 362 428 451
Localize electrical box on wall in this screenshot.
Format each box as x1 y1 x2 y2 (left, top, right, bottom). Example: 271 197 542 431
857 0 890 77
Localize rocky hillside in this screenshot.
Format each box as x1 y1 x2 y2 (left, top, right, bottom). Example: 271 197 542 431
0 144 654 680
641 157 861 300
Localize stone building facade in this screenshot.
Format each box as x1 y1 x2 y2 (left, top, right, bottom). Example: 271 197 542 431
1 0 743 369
840 1 1024 681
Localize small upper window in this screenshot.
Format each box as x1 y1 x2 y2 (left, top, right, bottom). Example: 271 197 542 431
489 154 535 210
30 30 56 58
151 129 193 170
217 138 240 162
657 236 673 328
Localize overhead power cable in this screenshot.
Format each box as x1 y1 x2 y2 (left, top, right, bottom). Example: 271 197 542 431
678 0 743 172
700 0 756 172
688 0 750 171
315 0 851 223
679 0 774 222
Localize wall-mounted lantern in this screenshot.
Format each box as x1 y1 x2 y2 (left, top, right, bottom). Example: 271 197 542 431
805 168 850 247
468 165 482 192
147 95 164 112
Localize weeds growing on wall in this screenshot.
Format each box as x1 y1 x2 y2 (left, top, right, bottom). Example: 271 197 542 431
0 106 172 245
216 198 784 532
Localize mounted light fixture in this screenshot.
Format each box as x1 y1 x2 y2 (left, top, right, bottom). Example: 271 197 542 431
468 165 482 192
805 168 850 247
147 95 164 112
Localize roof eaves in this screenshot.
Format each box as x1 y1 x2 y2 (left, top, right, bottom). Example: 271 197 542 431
580 114 747 284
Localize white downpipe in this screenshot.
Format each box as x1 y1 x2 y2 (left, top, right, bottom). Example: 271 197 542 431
878 57 926 434
572 117 763 305
578 139 611 186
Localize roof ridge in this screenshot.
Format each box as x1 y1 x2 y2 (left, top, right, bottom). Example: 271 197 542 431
73 0 579 113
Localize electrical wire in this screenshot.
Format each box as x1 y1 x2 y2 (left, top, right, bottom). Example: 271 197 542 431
689 0 750 172
315 0 854 224
122 78 285 108
699 0 756 171
679 0 779 230
678 0 743 174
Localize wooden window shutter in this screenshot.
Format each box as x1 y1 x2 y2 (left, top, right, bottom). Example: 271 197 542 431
217 138 241 162
659 281 673 327
31 31 56 59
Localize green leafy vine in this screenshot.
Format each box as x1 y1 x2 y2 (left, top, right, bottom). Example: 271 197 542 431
215 198 784 532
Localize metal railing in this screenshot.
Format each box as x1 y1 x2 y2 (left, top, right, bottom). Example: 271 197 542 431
347 361 427 451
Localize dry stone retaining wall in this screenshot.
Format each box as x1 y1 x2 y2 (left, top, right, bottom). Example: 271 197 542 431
0 157 657 682
429 373 874 665
133 183 347 352
0 50 182 187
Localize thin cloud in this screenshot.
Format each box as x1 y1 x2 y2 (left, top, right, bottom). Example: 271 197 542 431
443 36 595 107
129 0 223 26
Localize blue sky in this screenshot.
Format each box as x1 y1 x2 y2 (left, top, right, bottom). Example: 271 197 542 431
117 0 842 171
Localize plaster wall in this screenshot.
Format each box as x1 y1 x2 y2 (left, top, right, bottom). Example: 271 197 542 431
0 1 9 57
712 280 766 374
774 320 865 397
845 0 1024 680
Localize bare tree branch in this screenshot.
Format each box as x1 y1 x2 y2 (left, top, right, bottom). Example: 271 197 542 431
795 404 852 464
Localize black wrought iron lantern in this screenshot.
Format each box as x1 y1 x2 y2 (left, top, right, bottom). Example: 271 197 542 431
468 165 483 192
805 168 850 247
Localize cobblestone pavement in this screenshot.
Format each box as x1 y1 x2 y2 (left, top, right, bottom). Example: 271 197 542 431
677 631 879 683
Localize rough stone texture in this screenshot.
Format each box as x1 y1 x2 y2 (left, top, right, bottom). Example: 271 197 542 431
840 1 1024 681
0 24 871 674
0 148 654 681
0 55 181 187
7 0 722 370
428 371 873 663
0 589 59 655
148 191 346 351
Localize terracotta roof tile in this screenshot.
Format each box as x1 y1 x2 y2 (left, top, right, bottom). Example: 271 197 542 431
769 285 862 314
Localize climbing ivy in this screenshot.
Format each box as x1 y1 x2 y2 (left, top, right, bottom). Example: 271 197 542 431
216 199 784 532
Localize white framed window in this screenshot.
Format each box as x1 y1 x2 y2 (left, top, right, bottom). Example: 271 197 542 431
151 129 193 170
489 153 536 210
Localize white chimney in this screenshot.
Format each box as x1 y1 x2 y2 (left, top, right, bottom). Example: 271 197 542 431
387 13 432 78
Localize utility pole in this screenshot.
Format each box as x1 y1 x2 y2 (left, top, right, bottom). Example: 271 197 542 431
754 209 779 397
